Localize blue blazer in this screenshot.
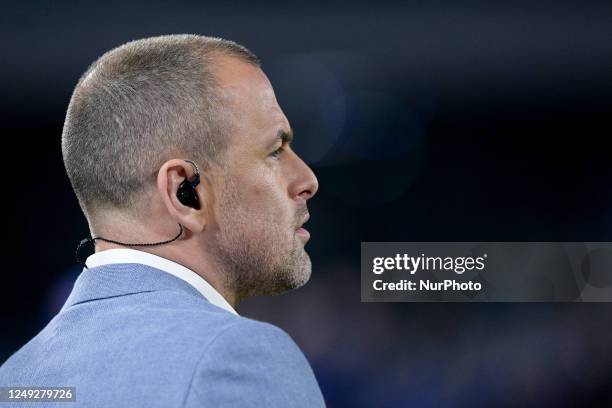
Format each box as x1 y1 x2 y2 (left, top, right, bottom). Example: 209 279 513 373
0 263 325 407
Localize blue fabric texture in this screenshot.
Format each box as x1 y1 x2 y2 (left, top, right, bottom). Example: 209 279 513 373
0 263 325 407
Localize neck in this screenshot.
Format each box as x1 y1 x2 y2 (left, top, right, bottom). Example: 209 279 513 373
93 239 238 307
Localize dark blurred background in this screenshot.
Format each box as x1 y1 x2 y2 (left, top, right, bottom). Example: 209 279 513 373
2 0 612 406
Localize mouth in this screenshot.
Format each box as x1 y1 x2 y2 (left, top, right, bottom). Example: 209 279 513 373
295 213 311 240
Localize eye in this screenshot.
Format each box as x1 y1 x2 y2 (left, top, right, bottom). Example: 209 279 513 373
270 146 284 159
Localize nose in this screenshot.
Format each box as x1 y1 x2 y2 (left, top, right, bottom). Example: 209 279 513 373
290 151 319 202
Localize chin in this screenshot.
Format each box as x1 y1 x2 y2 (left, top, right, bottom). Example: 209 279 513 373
288 254 313 289
267 252 312 295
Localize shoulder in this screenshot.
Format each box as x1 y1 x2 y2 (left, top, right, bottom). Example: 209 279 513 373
161 295 294 353
183 317 325 407
208 317 300 354
196 317 312 378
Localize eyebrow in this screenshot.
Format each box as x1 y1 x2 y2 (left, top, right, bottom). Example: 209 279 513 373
268 128 294 149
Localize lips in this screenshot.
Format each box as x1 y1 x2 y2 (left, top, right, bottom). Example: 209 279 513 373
296 213 310 230
295 213 311 240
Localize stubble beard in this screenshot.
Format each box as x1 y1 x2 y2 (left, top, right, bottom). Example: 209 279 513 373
213 179 312 302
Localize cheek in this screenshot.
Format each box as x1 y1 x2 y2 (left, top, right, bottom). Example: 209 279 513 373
243 171 287 207
223 165 292 223
248 186 294 230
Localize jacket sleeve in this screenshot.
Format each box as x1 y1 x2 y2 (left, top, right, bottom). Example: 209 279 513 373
183 319 325 408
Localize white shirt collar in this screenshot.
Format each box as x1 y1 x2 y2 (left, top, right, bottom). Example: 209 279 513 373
85 248 238 315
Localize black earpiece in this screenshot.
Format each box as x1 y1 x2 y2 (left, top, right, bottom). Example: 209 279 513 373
177 159 201 210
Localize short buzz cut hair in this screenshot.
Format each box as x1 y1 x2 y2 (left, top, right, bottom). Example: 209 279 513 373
61 34 260 222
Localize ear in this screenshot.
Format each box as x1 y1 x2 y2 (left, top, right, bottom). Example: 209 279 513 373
156 159 206 233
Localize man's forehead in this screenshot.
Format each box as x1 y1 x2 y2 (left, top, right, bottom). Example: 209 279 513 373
212 55 273 105
212 55 290 143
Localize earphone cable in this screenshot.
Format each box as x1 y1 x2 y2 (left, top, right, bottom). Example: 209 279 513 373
75 223 184 268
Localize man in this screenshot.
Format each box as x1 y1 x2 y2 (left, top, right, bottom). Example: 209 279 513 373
0 34 324 407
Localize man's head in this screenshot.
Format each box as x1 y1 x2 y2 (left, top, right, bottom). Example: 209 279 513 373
62 35 319 304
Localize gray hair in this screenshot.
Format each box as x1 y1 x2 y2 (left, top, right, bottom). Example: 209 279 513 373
61 34 260 222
